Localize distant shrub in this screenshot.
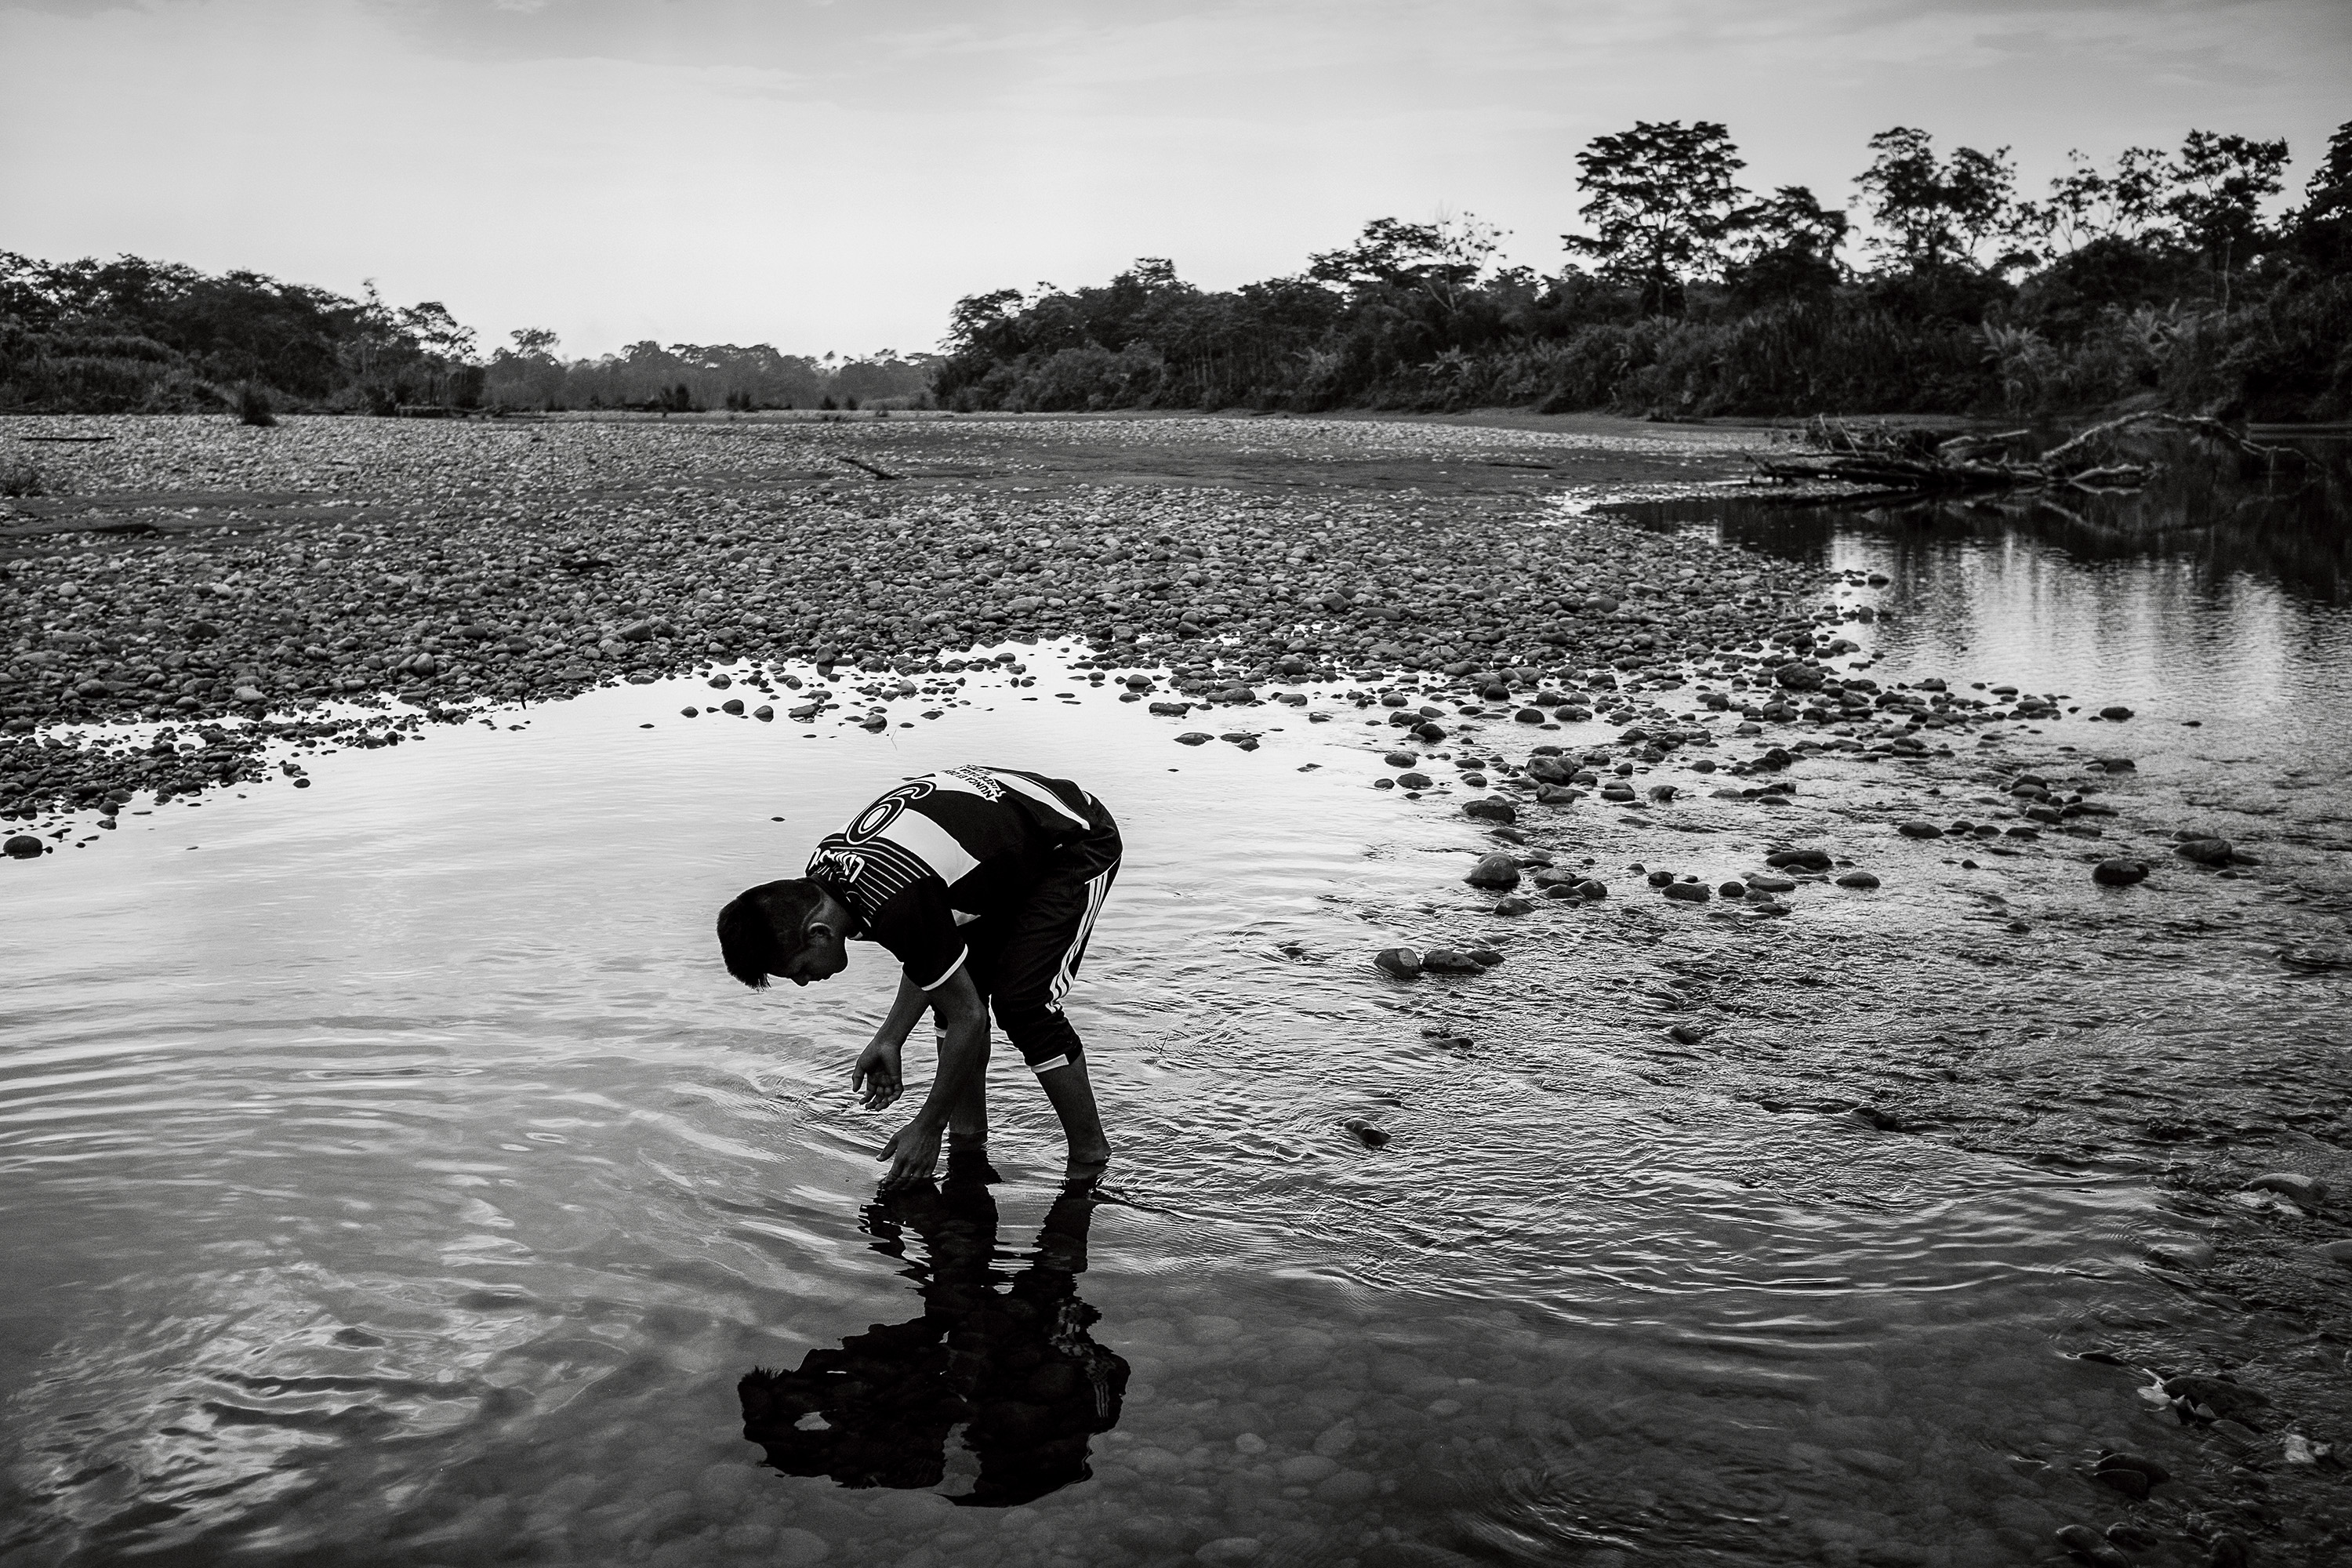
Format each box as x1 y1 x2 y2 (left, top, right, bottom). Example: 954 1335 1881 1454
238 383 277 426
0 458 42 497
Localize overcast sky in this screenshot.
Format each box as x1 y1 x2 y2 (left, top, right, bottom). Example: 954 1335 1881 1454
3 0 2345 360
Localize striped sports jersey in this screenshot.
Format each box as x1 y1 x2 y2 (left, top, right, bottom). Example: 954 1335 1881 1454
806 766 1104 990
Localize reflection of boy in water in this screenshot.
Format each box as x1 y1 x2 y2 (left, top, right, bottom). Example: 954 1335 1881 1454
739 1178 1127 1508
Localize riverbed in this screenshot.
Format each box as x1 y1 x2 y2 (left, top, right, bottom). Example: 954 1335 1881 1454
3 419 2349 1568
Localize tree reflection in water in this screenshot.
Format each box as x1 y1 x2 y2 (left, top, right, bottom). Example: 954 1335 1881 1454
739 1178 1127 1508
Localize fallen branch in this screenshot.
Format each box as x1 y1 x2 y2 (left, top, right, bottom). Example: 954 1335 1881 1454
833 453 899 481
2039 410 2307 470
1752 409 2306 497
1748 453 2028 493
2063 463 2153 491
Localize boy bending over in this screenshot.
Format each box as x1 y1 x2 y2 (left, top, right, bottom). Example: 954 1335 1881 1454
718 765 1120 1189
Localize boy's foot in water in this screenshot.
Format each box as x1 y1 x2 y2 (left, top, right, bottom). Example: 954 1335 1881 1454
946 1136 1004 1186
1062 1143 1112 1192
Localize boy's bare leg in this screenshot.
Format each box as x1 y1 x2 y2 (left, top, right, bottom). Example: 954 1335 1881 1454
945 1028 999 1183
1036 1058 1112 1187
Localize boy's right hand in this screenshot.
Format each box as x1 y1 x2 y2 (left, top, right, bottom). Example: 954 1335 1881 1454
852 1041 903 1110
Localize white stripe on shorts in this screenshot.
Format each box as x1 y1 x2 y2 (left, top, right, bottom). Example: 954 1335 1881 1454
1048 866 1114 1006
1030 1053 1072 1074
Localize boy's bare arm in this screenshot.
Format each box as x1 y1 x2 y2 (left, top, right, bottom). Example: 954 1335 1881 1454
880 968 989 1189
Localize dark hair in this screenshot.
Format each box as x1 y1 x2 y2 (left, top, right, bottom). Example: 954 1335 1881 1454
716 878 831 989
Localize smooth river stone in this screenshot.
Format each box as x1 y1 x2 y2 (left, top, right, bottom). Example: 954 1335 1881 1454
1312 1420 1359 1456
1464 852 1521 889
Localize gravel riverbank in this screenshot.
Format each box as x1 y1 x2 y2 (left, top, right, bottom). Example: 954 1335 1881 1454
5 412 1801 833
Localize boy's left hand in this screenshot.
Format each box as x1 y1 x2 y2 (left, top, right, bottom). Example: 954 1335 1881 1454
852 1041 903 1110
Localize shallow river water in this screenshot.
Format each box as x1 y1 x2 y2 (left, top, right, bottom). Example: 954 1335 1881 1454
5 454 2352 1568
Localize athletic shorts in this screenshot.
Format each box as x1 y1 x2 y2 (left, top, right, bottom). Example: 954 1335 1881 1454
959 799 1120 1073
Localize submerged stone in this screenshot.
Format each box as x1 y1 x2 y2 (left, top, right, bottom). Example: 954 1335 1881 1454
2161 1374 2269 1421
2245 1171 2327 1205
1465 852 1521 889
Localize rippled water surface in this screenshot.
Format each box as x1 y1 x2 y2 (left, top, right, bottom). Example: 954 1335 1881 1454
6 452 2352 1568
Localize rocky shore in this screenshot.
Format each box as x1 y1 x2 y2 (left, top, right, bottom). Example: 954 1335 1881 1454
4 412 1785 838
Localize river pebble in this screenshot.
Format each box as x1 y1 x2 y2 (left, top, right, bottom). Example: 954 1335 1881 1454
2176 837 2234 866
2245 1171 2328 1205
1464 853 1520 890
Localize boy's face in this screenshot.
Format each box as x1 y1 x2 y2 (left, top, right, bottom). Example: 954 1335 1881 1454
776 923 850 985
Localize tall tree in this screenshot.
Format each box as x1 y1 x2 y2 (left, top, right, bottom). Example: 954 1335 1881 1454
1308 215 1503 314
943 289 1025 351
2165 129 2290 307
1857 127 2026 272
1563 120 1751 315
2292 120 2352 267
2299 122 2352 223
1727 186 1848 307
396 301 477 364
2034 146 2171 253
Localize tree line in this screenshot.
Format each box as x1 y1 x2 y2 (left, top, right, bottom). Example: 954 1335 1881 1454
0 252 935 416
935 120 2352 421
480 334 934 415
6 118 2344 422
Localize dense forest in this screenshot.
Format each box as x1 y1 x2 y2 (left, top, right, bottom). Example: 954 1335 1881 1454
937 121 2352 421
0 254 933 417
5 118 2347 422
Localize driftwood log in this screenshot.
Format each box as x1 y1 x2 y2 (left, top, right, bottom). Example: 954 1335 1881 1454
1751 412 2307 495
832 452 900 481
